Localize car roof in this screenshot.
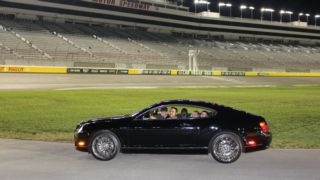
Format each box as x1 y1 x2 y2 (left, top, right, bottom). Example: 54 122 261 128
155 99 216 108
133 99 227 117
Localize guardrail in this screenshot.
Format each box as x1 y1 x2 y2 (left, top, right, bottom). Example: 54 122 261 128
1 65 320 77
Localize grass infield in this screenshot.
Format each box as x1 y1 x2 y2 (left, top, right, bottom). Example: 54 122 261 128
0 86 319 148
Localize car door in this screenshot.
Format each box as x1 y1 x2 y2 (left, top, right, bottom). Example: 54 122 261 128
191 117 219 147
125 118 200 148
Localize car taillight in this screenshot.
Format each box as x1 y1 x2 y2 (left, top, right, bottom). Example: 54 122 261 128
247 140 257 146
259 121 269 133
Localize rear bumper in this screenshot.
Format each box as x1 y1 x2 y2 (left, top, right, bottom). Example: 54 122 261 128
244 132 272 152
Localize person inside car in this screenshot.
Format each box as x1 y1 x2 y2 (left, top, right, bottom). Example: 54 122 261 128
149 109 158 120
169 107 178 119
180 108 189 119
200 111 209 118
156 107 169 120
191 111 200 118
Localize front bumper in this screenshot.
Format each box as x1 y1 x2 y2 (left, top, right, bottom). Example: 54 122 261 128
74 131 90 152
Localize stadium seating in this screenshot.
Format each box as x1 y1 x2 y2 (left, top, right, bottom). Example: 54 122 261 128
0 18 320 71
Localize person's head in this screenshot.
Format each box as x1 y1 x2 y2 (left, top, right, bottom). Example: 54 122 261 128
191 111 200 118
160 107 168 118
181 108 188 115
200 111 209 118
149 109 158 119
181 108 188 117
170 107 178 119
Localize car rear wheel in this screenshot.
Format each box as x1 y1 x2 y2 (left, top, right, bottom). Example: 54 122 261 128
90 130 120 161
209 132 242 163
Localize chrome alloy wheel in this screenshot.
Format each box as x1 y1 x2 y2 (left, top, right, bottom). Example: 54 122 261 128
92 134 117 160
212 134 241 163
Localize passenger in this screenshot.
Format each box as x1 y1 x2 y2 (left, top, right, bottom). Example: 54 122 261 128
169 107 178 119
191 111 200 118
156 107 169 120
180 108 189 119
200 111 209 118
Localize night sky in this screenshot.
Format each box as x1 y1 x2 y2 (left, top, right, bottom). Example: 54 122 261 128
184 0 320 23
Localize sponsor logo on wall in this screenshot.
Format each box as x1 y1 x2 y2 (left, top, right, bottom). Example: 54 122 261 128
67 68 129 74
221 71 246 76
90 0 154 11
142 70 171 75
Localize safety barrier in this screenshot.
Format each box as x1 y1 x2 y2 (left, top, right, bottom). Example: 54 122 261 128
0 65 67 74
1 65 320 77
256 72 320 77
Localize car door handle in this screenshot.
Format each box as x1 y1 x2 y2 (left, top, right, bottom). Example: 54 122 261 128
180 123 191 127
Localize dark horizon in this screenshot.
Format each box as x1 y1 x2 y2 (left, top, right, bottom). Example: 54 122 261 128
183 0 320 23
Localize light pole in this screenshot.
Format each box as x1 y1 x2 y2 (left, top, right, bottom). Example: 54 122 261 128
194 0 210 13
288 11 293 22
218 3 225 14
298 13 304 22
280 10 293 23
226 3 232 17
218 2 232 17
206 1 210 12
195 0 197 13
280 10 285 23
261 8 274 22
240 5 247 19
306 13 310 24
249 6 255 19
315 15 320 27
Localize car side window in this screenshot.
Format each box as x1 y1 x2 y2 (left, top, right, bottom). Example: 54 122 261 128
134 107 162 121
135 106 178 121
183 106 217 120
135 104 218 121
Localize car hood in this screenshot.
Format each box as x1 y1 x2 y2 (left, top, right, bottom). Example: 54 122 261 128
80 115 131 125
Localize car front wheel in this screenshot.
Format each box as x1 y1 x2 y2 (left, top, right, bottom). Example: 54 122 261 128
209 132 242 163
89 130 120 161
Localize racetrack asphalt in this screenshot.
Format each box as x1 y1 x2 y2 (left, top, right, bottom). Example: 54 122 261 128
0 139 319 180
0 73 320 90
1 74 320 179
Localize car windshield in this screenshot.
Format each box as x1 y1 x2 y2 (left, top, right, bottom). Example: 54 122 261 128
131 104 157 117
131 111 140 117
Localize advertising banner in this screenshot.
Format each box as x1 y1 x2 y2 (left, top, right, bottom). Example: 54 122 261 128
87 0 156 11
0 66 67 73
142 69 171 75
67 68 128 74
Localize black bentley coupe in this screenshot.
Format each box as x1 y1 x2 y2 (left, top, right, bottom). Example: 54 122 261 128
74 100 272 163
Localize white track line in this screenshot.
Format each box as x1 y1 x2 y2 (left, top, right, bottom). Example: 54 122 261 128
55 85 277 90
203 76 247 84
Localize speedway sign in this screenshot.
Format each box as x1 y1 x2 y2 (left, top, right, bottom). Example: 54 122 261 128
88 0 155 11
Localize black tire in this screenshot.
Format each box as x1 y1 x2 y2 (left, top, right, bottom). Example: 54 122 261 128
209 132 242 163
89 130 120 161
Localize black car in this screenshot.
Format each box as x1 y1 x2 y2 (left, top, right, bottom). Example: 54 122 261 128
74 100 272 163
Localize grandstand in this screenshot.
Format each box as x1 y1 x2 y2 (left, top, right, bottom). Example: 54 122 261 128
1 18 320 72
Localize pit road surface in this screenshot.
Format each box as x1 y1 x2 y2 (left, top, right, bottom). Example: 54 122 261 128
0 139 319 180
0 73 320 90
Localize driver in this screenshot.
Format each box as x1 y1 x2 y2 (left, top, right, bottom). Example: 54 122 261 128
156 107 169 120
